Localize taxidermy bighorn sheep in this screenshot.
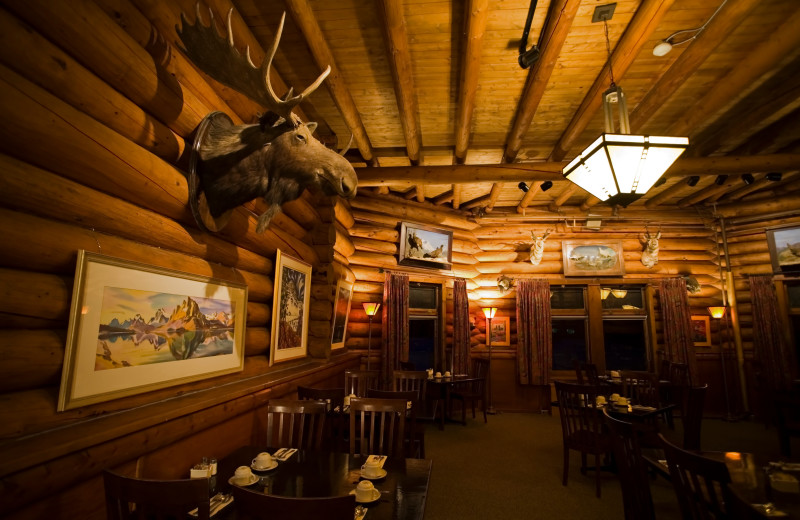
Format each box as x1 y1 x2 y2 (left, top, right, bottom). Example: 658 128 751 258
529 229 552 265
177 7 357 233
641 226 661 268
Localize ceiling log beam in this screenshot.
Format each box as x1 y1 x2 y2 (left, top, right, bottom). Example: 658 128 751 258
550 184 579 210
644 178 694 209
455 0 488 163
285 0 375 164
628 0 760 133
516 181 542 213
548 0 675 162
677 177 740 208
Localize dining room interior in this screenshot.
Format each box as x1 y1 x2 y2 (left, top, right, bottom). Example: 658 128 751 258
1 0 800 518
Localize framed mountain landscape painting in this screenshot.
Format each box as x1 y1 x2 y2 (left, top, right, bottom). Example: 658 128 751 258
58 251 247 411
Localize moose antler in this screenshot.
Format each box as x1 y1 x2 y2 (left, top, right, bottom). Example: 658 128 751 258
177 6 330 123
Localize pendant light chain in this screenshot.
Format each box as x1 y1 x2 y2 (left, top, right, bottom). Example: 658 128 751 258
603 19 615 87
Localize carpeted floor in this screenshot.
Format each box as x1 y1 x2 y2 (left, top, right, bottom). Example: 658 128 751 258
422 411 794 520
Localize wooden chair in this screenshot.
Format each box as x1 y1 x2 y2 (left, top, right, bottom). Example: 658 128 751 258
103 470 210 520
602 409 656 520
368 389 424 458
620 370 661 407
265 399 326 450
348 397 406 459
658 433 732 519
231 485 356 520
399 360 416 370
392 370 435 423
450 358 488 424
554 380 613 498
681 385 708 451
344 369 380 397
297 386 345 412
296 386 345 450
580 363 601 387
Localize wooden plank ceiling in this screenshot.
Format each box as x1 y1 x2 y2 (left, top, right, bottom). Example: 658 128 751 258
226 0 800 218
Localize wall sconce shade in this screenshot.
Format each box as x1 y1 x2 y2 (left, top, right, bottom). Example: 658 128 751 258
600 288 611 300
362 302 381 316
482 307 497 319
708 306 726 319
611 289 628 299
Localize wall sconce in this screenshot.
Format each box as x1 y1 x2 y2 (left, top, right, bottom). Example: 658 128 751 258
363 302 381 370
741 173 754 185
708 306 726 319
481 307 498 415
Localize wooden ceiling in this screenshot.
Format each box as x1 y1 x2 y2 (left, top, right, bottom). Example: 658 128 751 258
222 0 800 218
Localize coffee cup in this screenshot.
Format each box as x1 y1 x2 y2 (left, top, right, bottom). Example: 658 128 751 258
444 371 451 377
344 393 356 406
233 465 254 484
435 371 442 378
355 480 376 502
617 397 629 406
609 393 620 402
252 452 273 469
361 459 381 478
596 396 606 405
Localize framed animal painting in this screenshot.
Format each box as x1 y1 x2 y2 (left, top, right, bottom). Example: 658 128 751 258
562 240 625 277
398 222 453 270
766 225 800 273
270 250 312 365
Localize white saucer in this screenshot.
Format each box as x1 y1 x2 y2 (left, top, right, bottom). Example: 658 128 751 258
228 474 259 487
350 488 381 504
251 460 278 472
360 468 387 480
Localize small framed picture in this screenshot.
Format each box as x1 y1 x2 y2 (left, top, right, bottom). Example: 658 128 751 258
488 316 510 347
690 315 711 347
330 279 353 350
398 222 453 270
766 225 800 273
270 250 312 365
562 240 625 277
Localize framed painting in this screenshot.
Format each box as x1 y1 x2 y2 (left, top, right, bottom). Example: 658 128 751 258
488 316 510 347
691 315 711 347
270 250 312 365
330 279 353 350
58 251 248 411
766 225 800 273
562 240 625 277
398 222 453 270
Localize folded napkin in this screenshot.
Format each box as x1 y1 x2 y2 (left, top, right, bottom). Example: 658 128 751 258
188 493 233 518
366 455 387 468
274 448 297 461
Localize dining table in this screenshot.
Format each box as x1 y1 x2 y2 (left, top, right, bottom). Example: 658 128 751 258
212 446 432 520
425 374 485 429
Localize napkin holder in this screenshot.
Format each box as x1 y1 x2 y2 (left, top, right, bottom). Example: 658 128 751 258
190 465 211 479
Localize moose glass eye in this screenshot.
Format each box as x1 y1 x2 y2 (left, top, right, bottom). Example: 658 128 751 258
295 134 306 143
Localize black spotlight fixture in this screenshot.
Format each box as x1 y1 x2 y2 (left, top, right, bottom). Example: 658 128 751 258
541 180 553 192
687 176 700 187
741 173 754 185
766 172 782 182
654 177 667 187
714 174 728 185
518 182 529 192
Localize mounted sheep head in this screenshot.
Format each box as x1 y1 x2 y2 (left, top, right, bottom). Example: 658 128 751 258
178 8 357 233
529 228 552 265
640 225 661 269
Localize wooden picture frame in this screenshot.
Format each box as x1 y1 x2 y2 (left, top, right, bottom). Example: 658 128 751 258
58 251 248 411
270 250 312 365
488 316 510 347
766 225 800 273
691 315 711 347
330 279 353 350
398 222 453 270
562 240 625 277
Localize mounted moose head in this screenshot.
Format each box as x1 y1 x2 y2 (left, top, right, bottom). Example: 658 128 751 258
529 229 552 265
640 225 661 268
178 8 357 233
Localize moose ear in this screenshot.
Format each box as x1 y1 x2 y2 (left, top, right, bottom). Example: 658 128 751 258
305 122 318 134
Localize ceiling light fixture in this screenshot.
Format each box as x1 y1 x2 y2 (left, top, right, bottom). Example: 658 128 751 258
652 0 729 56
518 182 529 192
741 173 754 185
541 180 553 191
562 5 688 207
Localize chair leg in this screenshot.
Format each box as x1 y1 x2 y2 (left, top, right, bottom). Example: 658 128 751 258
562 448 569 486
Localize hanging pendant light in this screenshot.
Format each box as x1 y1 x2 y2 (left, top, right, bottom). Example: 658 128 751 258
562 12 688 207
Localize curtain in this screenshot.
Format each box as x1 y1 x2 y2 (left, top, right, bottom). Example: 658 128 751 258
515 279 552 385
749 274 795 391
659 277 698 385
452 278 470 376
381 272 409 388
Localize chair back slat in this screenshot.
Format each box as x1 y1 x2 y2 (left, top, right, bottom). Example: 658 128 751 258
103 470 210 520
603 410 656 520
345 370 380 397
620 370 661 407
349 397 406 459
266 399 326 450
231 485 356 520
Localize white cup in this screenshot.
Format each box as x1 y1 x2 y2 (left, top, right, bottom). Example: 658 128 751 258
252 452 273 469
355 480 375 501
596 396 606 406
435 371 442 378
617 397 629 406
444 371 451 377
234 465 253 484
361 459 381 478
345 393 356 406
609 393 620 402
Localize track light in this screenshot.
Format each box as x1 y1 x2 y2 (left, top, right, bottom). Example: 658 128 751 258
766 172 782 182
714 175 728 186
541 180 553 192
518 182 529 192
741 173 754 185
687 176 700 187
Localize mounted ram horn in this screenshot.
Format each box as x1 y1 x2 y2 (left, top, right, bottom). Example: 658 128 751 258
178 7 357 233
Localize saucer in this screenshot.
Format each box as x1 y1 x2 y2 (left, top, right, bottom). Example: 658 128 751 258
360 468 387 480
228 474 259 487
350 488 381 504
251 460 278 472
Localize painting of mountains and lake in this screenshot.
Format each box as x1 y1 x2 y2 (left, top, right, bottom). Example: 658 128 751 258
96 287 236 370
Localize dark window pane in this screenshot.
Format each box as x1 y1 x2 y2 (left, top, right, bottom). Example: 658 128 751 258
409 284 437 309
409 317 436 370
604 319 647 370
551 287 585 310
601 285 644 310
788 284 800 309
552 318 587 370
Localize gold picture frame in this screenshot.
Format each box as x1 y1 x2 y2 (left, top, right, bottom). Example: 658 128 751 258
270 250 312 365
398 222 453 270
331 279 353 350
691 315 711 347
562 240 626 277
488 316 510 347
58 251 248 411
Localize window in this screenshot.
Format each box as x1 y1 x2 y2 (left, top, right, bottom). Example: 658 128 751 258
552 318 588 370
785 282 800 372
408 282 443 370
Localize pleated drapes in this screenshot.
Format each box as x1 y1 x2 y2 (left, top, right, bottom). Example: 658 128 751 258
452 278 470 375
515 279 552 385
381 272 409 388
749 274 796 391
658 277 698 385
